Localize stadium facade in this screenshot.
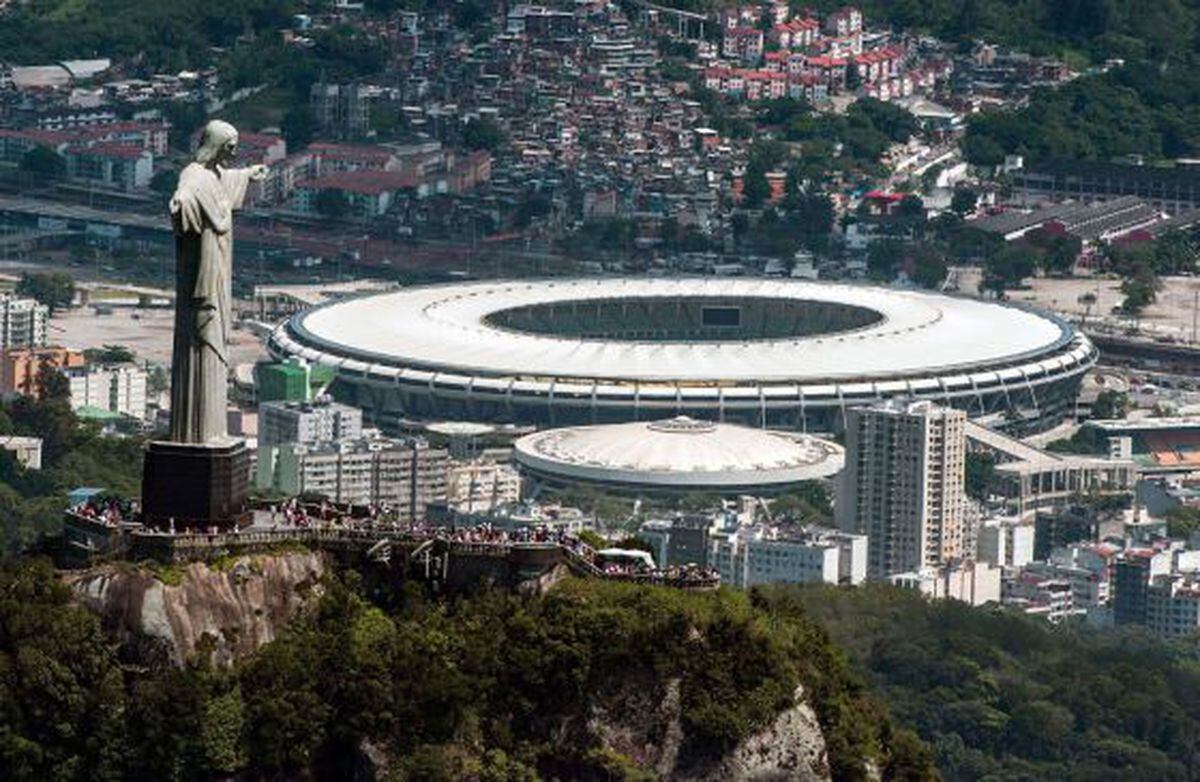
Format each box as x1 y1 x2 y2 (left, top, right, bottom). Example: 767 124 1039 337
267 278 1097 434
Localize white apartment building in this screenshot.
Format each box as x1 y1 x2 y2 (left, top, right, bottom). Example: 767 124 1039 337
445 459 521 513
258 398 362 446
65 363 147 419
837 400 968 579
977 518 1035 569
256 435 448 522
0 294 48 349
709 525 868 588
891 561 1002 607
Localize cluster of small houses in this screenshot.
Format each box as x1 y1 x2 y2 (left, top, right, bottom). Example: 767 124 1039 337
705 4 952 103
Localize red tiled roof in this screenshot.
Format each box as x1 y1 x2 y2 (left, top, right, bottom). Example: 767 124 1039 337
238 132 285 148
64 142 147 160
807 55 848 68
0 128 73 145
775 17 819 32
307 142 395 164
297 169 418 195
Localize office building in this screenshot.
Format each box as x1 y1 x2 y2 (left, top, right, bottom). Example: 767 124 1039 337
258 398 363 446
445 459 521 513
837 400 968 579
0 295 48 350
256 435 448 521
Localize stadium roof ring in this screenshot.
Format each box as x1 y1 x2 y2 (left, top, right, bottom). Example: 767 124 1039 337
267 278 1097 433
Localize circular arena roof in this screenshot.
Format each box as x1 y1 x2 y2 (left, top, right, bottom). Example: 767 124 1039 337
424 421 496 437
512 416 845 490
277 278 1080 385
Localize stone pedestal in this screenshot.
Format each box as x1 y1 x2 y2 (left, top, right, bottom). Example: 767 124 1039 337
141 439 250 529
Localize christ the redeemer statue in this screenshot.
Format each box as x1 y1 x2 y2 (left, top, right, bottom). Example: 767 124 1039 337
167 120 266 444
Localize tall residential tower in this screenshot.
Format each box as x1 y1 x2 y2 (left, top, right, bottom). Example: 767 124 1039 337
836 400 968 578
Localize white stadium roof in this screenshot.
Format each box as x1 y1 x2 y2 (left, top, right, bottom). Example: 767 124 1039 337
513 416 844 489
287 278 1071 384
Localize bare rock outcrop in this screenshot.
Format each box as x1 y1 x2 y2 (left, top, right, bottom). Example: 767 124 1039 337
67 551 326 666
588 679 830 782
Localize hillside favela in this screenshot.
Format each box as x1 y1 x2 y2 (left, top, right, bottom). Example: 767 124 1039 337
5 1 1200 780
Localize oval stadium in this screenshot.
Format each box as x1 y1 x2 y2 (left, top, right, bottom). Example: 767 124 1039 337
266 278 1097 433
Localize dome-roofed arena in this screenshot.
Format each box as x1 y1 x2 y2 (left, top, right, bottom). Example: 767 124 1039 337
267 278 1096 433
512 416 844 496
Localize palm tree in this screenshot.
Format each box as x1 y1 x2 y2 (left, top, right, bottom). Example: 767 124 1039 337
1078 291 1097 326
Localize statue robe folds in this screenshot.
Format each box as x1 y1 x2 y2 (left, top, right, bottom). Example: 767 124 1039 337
168 162 253 445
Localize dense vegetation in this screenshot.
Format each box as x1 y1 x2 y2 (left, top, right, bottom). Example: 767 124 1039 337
781 584 1200 782
0 369 143 556
964 63 1200 165
0 1 299 72
0 559 936 781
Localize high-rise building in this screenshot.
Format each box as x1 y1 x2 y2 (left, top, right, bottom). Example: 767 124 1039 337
256 435 448 521
258 398 363 446
836 400 968 579
1112 549 1171 626
0 295 49 350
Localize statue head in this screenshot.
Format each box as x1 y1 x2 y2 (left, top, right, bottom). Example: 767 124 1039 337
195 120 239 167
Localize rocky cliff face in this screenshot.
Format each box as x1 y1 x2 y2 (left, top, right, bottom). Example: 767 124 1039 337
586 679 830 782
67 551 327 667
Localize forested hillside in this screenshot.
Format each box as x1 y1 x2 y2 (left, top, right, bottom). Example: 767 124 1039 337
0 560 937 781
777 584 1200 782
963 62 1200 164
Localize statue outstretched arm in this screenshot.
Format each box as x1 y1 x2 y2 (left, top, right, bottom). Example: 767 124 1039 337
220 164 268 213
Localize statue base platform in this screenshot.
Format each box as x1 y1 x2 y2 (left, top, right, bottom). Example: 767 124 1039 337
141 439 250 530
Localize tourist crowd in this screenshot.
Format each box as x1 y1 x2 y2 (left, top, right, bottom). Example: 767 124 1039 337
71 496 136 527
